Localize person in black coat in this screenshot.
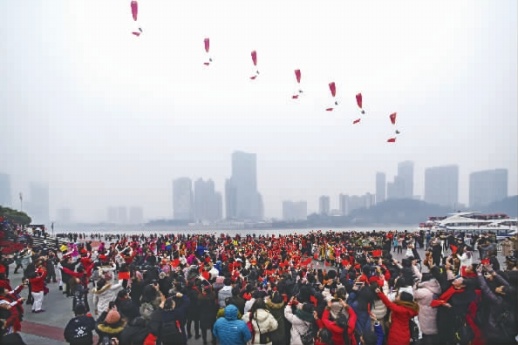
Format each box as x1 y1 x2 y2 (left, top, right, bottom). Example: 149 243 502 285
64 304 96 345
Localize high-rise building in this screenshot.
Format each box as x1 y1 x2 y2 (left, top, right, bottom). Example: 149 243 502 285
173 177 194 221
319 195 330 215
282 201 307 221
375 172 386 204
194 178 223 222
424 165 459 208
338 193 375 216
26 182 50 224
107 207 118 223
387 161 414 200
225 151 262 221
469 169 508 208
0 173 11 207
117 206 128 224
129 207 144 224
398 161 414 199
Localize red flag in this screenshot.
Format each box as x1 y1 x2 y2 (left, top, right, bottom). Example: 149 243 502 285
353 118 361 124
389 112 397 125
329 82 336 97
251 51 257 66
204 38 210 53
132 31 141 37
387 137 396 143
131 1 138 21
356 93 362 109
295 69 301 84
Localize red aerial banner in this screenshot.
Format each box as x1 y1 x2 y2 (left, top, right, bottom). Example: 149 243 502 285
326 82 337 111
295 69 301 84
131 1 138 21
389 112 397 125
250 51 259 79
203 38 212 66
292 69 303 99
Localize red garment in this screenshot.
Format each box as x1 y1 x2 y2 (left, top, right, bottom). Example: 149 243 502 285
377 292 418 345
0 292 23 332
321 308 357 345
430 286 464 307
29 270 47 293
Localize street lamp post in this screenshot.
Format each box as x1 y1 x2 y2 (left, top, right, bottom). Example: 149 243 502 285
19 192 23 212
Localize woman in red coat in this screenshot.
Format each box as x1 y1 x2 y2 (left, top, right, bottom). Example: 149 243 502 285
320 299 357 345
375 288 418 345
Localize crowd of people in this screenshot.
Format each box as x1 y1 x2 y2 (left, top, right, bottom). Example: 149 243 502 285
1 229 517 345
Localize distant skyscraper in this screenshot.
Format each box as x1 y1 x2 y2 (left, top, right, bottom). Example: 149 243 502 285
469 169 508 208
282 201 307 221
339 193 374 216
117 207 128 224
107 207 118 223
194 178 223 222
398 161 414 199
226 151 262 221
375 172 386 204
129 207 144 224
319 195 330 215
387 161 414 200
424 165 459 208
26 182 50 224
173 177 193 220
0 173 11 207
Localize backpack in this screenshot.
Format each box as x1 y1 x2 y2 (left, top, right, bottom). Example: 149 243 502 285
409 318 419 343
161 317 185 345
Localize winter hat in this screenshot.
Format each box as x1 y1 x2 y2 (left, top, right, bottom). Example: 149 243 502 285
105 310 121 325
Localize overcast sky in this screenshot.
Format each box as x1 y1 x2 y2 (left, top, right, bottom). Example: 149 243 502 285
1 0 516 222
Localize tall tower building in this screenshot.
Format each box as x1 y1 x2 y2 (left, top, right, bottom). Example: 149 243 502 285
173 177 193 221
375 172 386 204
226 151 262 221
319 195 330 215
398 161 414 199
469 169 508 208
0 173 11 207
424 165 459 208
27 182 50 224
194 178 223 222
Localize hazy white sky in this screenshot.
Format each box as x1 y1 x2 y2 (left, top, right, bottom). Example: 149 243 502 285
1 0 517 222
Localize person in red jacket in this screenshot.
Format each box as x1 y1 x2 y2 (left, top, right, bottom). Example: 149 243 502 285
375 288 418 345
321 299 357 345
28 264 47 313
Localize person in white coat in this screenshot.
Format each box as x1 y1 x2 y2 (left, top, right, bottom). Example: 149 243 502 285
414 274 442 345
284 298 315 345
92 277 124 316
242 298 278 345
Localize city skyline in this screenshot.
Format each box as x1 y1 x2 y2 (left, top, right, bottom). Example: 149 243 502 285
1 162 514 223
1 1 516 223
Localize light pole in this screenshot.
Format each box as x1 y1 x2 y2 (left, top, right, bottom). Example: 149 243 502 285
19 192 23 212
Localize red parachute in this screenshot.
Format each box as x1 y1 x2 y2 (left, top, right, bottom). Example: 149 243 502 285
326 82 337 111
356 93 365 114
292 69 302 99
250 50 259 79
203 38 212 66
131 1 138 21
